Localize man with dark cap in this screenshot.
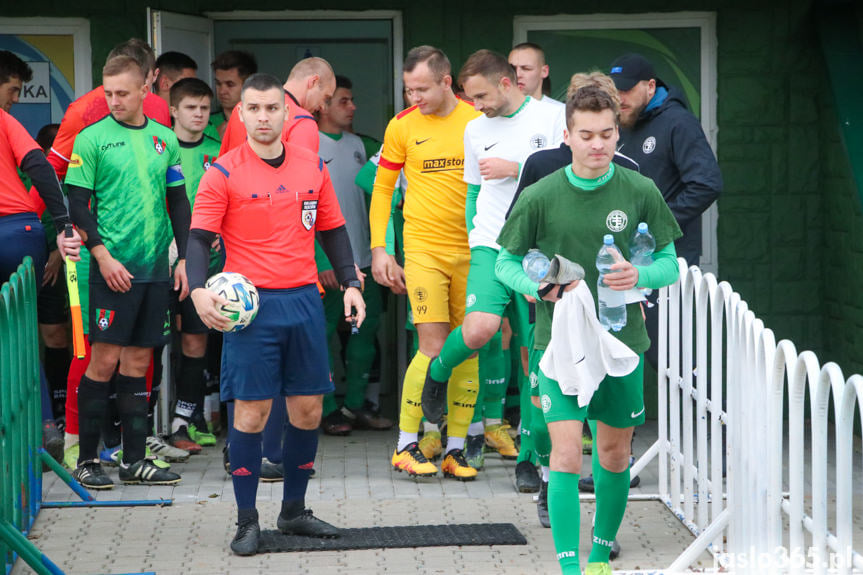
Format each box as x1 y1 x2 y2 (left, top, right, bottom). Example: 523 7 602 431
609 53 721 270
594 55 723 498
608 53 721 370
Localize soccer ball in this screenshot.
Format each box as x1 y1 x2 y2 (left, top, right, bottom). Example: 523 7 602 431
205 272 259 332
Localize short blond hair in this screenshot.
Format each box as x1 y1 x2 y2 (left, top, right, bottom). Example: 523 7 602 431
567 71 620 107
102 55 145 81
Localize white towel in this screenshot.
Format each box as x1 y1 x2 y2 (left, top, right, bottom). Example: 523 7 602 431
539 282 640 407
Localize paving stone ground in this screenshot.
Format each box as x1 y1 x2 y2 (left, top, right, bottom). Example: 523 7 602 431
14 420 855 574
12 422 718 574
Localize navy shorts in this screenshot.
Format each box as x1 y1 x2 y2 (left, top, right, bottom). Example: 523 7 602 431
0 212 46 288
221 284 333 401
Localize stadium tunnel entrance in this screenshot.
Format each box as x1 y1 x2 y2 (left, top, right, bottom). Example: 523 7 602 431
149 9 407 428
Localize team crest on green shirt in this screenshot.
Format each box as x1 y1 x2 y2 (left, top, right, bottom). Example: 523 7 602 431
153 136 166 155
95 308 115 331
606 210 628 232
203 154 215 170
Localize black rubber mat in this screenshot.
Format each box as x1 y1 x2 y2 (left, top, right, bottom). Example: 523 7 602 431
257 523 527 553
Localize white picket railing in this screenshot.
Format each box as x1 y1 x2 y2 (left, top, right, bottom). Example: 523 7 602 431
628 259 863 574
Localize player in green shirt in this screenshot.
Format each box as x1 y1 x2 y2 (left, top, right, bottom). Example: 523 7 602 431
165 77 222 452
495 86 682 575
209 50 257 138
66 55 192 489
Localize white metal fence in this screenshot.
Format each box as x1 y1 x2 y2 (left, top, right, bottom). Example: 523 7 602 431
629 259 863 574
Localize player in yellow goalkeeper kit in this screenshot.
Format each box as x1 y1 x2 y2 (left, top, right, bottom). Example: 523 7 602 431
369 45 480 480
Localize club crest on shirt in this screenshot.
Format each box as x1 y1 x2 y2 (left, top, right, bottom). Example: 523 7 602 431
302 200 318 230
153 136 166 155
529 133 548 150
642 136 657 154
354 150 363 164
606 210 628 232
203 154 215 171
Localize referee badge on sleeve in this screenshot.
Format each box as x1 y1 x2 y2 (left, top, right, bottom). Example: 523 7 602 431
302 199 318 230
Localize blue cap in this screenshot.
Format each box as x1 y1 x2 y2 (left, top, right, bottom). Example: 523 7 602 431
638 222 648 233
603 234 614 245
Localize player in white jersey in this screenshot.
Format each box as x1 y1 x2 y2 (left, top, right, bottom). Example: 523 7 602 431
423 49 563 474
316 75 392 435
508 42 566 112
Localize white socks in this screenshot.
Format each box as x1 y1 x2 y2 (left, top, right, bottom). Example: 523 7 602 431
397 431 419 452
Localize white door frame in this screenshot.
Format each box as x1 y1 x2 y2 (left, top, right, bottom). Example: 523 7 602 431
204 9 404 120
514 12 719 273
147 9 215 86
0 17 92 98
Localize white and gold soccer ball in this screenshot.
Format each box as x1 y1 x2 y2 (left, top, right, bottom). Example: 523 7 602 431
205 272 259 332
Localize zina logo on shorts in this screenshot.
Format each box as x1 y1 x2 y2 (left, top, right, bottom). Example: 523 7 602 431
606 210 628 232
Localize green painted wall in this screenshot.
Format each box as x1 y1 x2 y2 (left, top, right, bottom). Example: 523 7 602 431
820 88 863 376
3 0 861 372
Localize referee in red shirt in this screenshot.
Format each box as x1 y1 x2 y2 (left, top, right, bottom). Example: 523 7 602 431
188 73 365 556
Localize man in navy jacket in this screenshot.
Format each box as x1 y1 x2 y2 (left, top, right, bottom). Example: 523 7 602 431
610 53 722 268
609 53 722 370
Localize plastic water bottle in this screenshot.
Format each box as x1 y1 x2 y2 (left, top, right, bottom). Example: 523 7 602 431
523 249 550 282
596 234 627 331
630 222 656 296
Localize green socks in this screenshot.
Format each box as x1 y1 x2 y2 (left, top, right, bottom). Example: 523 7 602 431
516 366 534 463
531 403 551 467
549 470 581 574
429 325 475 382
479 332 506 420
588 449 631 563
322 393 339 418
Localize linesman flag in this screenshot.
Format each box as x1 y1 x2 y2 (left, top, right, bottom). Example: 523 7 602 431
63 224 86 359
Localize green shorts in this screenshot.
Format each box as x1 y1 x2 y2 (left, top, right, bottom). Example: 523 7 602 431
464 246 514 316
537 351 646 428
464 246 532 338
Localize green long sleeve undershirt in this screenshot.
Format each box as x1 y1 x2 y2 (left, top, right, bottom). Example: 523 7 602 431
634 242 679 289
496 241 679 300
495 248 541 300
466 183 480 233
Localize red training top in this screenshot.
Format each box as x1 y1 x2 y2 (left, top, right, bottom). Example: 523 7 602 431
219 90 318 155
0 108 40 216
47 87 170 180
192 141 345 289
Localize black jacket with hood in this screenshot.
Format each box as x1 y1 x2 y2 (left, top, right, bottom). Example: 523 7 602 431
617 86 722 265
